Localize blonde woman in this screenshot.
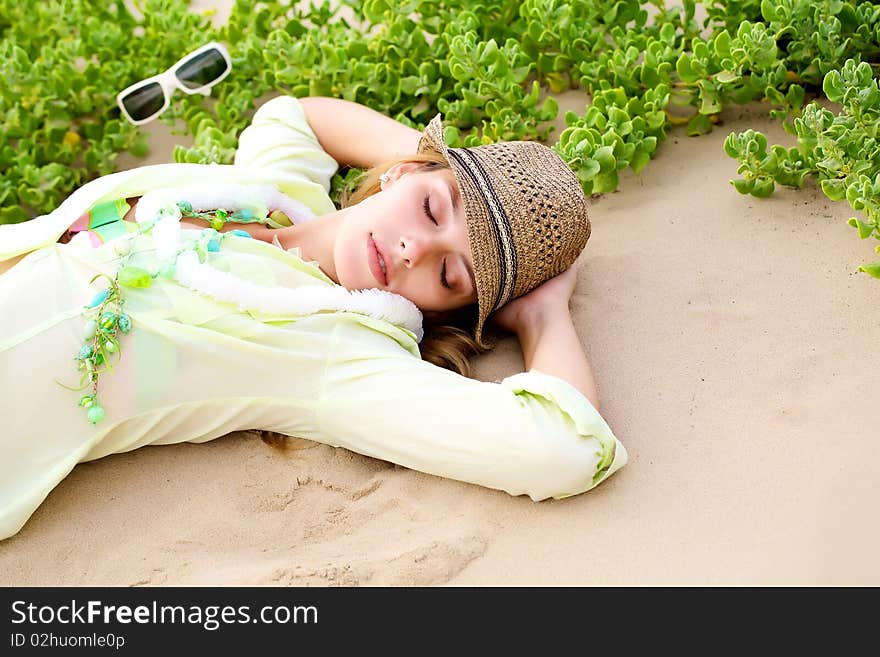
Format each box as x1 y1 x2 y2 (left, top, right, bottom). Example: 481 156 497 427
0 95 626 540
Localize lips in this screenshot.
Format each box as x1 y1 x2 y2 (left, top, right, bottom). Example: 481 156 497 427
368 234 388 286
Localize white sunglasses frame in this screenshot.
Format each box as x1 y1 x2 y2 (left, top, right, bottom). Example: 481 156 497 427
116 42 232 126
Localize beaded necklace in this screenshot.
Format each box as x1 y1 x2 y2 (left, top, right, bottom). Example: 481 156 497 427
55 201 259 425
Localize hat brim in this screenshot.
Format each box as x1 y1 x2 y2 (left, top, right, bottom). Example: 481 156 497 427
418 115 495 346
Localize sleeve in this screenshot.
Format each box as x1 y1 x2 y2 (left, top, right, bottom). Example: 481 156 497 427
234 95 340 194
316 335 627 501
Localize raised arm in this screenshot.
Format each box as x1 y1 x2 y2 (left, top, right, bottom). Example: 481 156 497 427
315 318 626 501
491 264 600 411
297 96 422 168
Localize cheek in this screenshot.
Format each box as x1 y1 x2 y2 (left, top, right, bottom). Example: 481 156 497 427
333 231 365 289
403 270 446 311
333 204 382 288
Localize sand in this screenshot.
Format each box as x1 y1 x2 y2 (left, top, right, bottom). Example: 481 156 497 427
1 6 878 586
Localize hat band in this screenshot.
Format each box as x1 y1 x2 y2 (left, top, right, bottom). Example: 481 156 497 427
447 148 517 311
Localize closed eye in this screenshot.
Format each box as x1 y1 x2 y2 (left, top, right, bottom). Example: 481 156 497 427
424 195 451 289
423 195 437 225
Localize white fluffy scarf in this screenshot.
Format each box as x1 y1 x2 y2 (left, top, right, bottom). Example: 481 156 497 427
137 185 424 342
175 251 424 341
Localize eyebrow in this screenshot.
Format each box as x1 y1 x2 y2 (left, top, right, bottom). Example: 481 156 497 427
447 180 476 297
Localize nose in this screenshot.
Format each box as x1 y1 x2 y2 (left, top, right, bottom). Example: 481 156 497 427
399 234 436 268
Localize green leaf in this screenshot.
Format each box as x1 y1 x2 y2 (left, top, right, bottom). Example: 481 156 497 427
820 178 847 201
363 0 391 23
752 178 775 197
760 0 779 21
698 80 722 114
594 146 616 173
847 217 875 239
786 84 805 111
858 260 880 279
0 205 29 224
578 159 601 180
592 169 619 194
631 147 651 175
732 178 755 195
608 106 629 125
723 134 742 158
478 39 499 65
676 54 698 83
714 30 732 59
823 71 844 103
687 114 713 136
645 111 666 130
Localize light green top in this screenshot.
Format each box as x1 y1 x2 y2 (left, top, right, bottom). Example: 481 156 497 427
0 96 626 540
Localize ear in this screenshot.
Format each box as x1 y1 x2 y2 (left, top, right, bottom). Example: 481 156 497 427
381 161 424 189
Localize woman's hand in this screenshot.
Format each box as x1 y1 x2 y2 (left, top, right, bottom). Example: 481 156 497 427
490 264 578 335
490 263 599 407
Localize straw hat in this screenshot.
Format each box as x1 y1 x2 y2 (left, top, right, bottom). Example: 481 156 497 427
417 114 591 345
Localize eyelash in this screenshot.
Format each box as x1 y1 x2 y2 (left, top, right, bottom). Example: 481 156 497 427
422 196 437 225
423 195 451 290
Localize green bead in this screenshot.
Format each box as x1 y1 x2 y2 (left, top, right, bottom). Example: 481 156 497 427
118 265 153 288
269 210 290 225
99 312 117 330
104 340 117 353
177 200 193 213
78 345 94 359
94 352 105 365
79 395 96 408
209 216 225 230
207 238 221 252
216 208 228 219
117 314 132 333
86 404 105 424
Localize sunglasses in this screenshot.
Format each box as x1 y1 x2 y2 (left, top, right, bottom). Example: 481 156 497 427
116 42 232 125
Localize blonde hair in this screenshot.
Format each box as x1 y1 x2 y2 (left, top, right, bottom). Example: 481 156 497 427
259 153 496 451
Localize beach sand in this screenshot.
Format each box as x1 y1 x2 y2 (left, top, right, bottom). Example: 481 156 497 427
1 5 878 586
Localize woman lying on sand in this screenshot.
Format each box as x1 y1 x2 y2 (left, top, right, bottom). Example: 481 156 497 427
0 91 626 540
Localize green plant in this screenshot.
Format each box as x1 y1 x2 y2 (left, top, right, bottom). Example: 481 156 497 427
554 0 880 200
4 0 880 278
0 0 216 223
726 59 880 278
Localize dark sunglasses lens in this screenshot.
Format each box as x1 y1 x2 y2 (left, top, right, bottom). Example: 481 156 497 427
175 48 228 89
120 81 165 121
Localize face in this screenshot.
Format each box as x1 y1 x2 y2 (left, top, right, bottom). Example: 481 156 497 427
332 163 479 313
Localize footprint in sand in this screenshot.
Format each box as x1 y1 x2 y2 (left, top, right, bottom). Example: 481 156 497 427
131 435 497 586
